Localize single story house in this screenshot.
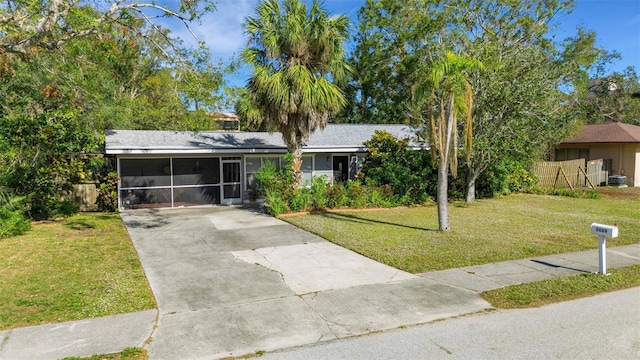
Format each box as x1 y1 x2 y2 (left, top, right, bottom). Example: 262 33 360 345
105 124 421 209
555 122 640 187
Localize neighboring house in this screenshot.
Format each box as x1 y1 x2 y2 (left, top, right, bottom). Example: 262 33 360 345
105 124 421 209
209 112 240 131
555 122 640 187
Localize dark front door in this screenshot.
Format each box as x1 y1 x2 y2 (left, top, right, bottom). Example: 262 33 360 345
333 156 349 184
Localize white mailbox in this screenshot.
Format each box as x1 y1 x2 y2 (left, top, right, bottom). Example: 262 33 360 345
590 223 619 238
590 223 619 275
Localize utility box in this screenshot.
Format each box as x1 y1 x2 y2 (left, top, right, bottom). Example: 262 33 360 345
608 175 627 186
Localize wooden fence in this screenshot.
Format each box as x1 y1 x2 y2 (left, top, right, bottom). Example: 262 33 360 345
72 183 99 211
533 159 609 189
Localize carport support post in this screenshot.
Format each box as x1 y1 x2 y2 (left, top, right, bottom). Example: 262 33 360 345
598 235 607 275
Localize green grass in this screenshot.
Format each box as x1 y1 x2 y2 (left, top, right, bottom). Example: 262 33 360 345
283 194 640 273
61 347 147 360
481 264 640 308
0 213 156 330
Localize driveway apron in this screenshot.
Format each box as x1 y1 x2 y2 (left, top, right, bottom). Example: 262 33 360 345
121 207 489 359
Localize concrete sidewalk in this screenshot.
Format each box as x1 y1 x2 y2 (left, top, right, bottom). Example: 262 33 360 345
0 205 638 360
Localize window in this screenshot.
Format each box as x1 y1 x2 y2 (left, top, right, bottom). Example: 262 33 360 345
245 156 283 190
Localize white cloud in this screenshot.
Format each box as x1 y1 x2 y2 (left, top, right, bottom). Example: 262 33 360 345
195 0 258 58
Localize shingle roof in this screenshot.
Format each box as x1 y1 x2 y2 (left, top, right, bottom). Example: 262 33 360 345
561 122 640 144
105 124 423 154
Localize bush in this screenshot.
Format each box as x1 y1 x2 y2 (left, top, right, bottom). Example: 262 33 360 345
255 155 296 215
290 188 312 212
97 171 119 212
476 160 537 198
326 183 348 208
525 186 601 199
310 176 329 209
0 196 31 238
264 190 290 216
360 130 436 205
345 180 368 208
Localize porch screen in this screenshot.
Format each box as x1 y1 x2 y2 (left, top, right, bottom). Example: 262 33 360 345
119 157 222 208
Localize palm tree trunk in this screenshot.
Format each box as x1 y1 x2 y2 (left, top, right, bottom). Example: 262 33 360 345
291 143 303 189
437 94 455 231
466 167 479 203
437 157 450 231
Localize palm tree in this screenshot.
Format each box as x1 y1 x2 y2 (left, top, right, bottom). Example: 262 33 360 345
241 0 351 187
415 52 483 231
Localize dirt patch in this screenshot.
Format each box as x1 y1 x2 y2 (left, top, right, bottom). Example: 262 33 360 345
596 187 640 201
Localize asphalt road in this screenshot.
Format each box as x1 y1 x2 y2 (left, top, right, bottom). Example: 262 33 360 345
261 287 640 360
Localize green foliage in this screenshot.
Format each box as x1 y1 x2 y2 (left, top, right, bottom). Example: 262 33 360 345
97 171 120 212
122 347 144 358
0 197 31 239
525 186 601 199
477 160 537 198
360 130 435 205
255 156 295 215
326 183 348 208
290 188 313 212
241 0 351 187
264 190 291 216
310 176 329 209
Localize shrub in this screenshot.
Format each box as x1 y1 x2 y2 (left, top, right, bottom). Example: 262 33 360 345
97 171 119 212
264 190 290 216
310 176 329 209
360 130 436 205
255 156 297 215
53 200 79 218
326 183 348 208
476 160 537 198
367 185 397 208
290 188 313 212
345 180 368 208
525 186 601 199
0 196 31 238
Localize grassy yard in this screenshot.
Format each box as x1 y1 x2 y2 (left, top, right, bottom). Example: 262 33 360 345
481 264 640 308
0 213 156 330
283 193 640 273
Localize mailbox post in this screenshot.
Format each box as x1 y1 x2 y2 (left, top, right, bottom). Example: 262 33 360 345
590 223 619 275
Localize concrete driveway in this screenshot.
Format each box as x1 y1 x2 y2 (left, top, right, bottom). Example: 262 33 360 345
121 206 489 359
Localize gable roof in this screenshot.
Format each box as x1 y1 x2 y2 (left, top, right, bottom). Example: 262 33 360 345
561 122 640 145
105 124 423 155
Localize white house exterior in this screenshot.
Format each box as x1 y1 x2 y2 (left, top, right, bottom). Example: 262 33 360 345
105 124 421 209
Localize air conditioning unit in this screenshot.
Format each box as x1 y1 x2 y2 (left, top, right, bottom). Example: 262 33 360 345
608 175 627 186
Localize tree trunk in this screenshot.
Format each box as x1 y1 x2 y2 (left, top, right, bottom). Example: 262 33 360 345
437 158 450 231
437 93 456 231
291 144 303 189
465 167 479 203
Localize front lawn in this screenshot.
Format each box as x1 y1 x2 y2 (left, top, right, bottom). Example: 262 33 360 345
481 264 640 308
0 213 156 330
283 194 640 273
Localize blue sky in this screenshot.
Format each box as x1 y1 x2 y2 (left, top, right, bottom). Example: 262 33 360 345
171 0 640 87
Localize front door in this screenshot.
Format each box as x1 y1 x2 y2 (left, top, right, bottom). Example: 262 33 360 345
221 158 242 204
333 156 349 185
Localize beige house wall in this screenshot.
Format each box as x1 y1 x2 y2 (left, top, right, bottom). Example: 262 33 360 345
556 143 640 187
633 145 640 187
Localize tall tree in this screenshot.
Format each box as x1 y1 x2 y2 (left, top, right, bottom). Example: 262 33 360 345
346 0 605 203
339 0 441 124
241 0 351 187
0 1 225 219
414 52 482 231
0 0 215 57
